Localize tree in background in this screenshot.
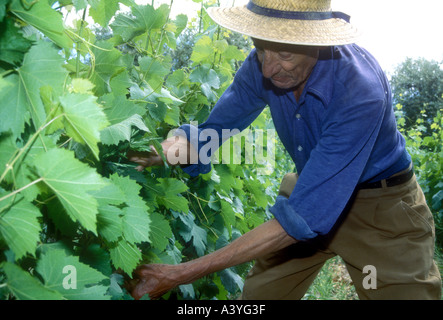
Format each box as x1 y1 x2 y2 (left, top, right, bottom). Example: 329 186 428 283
390 58 443 132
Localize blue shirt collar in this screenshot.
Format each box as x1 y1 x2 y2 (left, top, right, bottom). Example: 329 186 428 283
300 46 337 106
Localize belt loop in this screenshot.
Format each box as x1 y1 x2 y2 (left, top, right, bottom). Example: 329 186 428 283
381 179 388 188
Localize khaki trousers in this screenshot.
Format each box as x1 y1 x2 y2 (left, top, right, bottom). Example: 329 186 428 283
241 173 442 300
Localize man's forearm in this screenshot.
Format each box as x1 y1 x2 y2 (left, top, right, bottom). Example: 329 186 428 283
175 218 297 285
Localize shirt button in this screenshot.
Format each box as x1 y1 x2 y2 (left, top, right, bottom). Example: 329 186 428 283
296 113 301 119
298 145 303 152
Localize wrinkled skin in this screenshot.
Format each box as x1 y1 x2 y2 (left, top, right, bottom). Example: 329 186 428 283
126 264 182 300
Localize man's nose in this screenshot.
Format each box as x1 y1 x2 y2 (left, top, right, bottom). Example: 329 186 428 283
261 50 280 78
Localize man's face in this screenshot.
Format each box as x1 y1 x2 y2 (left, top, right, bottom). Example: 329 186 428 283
252 38 319 90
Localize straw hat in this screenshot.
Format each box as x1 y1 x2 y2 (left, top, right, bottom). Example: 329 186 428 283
206 0 360 46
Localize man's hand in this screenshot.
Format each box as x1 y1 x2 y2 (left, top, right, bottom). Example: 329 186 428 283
127 264 183 300
126 219 297 300
127 135 197 171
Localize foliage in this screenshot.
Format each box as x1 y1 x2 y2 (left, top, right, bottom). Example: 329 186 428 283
390 58 443 132
0 0 440 301
0 0 291 300
396 105 443 248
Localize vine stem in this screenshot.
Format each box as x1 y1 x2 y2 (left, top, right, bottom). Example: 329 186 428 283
76 8 87 78
0 113 64 184
0 177 44 204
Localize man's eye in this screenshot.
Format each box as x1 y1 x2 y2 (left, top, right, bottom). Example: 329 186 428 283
278 52 292 60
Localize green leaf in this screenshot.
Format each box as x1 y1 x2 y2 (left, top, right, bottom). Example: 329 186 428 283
0 17 32 66
190 35 214 64
0 133 18 183
138 56 171 91
0 195 41 260
97 204 124 242
89 41 124 96
173 14 188 37
1 135 56 202
110 4 170 42
178 213 207 256
72 0 88 10
35 249 109 299
34 148 108 234
245 177 269 209
100 93 146 125
0 75 29 138
10 0 73 51
0 0 7 22
432 190 443 210
219 268 244 294
109 173 151 244
66 285 112 300
214 165 240 195
100 114 150 145
81 244 113 277
59 93 110 160
152 178 189 213
109 238 142 275
149 212 172 251
88 180 126 207
220 199 236 236
2 262 64 300
0 41 68 136
190 66 220 102
88 0 120 27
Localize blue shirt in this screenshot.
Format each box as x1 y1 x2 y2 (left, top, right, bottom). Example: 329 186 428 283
177 44 411 241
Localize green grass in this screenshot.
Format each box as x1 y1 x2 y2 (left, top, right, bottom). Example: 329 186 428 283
302 256 358 300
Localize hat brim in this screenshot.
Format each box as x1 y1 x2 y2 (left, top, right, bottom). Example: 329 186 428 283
207 6 360 46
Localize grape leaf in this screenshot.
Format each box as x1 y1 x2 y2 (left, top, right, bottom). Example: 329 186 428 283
190 35 214 64
178 213 207 256
0 17 32 66
219 268 244 294
66 285 112 300
122 206 151 244
35 249 109 299
2 262 64 300
100 93 146 125
10 0 73 51
1 134 56 202
109 238 142 275
96 204 124 242
149 212 172 251
100 114 150 145
0 41 68 137
59 93 110 160
244 177 269 209
138 56 171 91
88 0 120 27
110 4 170 42
150 178 189 213
220 199 236 236
89 41 124 96
34 148 109 234
0 194 41 260
110 173 151 244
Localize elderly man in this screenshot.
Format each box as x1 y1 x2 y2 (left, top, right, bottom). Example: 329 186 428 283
127 0 441 300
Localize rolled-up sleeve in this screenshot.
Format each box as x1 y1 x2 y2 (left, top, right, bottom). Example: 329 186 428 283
271 97 387 240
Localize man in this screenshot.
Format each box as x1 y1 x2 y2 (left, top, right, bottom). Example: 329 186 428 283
127 0 441 300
